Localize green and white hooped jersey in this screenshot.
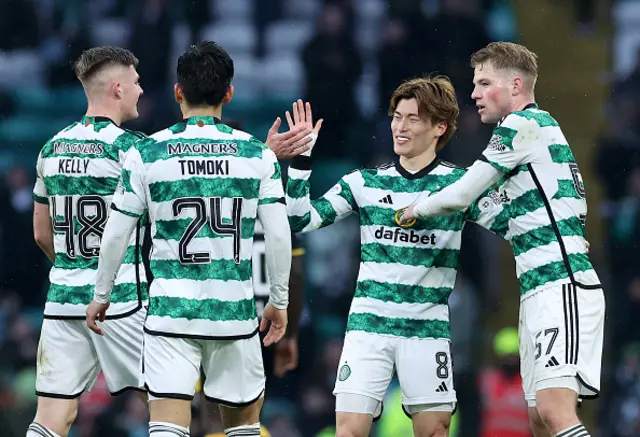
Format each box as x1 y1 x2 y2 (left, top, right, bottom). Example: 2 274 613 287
112 116 284 339
480 103 601 296
286 158 507 340
32 116 148 319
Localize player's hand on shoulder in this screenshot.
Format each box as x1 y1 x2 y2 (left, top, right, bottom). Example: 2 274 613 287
86 300 110 336
260 302 288 347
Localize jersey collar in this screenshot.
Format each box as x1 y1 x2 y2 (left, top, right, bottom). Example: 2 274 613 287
395 157 441 180
185 116 222 126
521 102 538 110
81 116 116 126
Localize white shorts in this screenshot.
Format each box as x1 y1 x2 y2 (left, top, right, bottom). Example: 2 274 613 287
520 284 604 407
36 308 146 398
333 331 456 415
143 332 265 406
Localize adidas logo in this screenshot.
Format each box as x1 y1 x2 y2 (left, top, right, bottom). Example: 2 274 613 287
435 382 448 393
545 356 560 368
379 194 393 205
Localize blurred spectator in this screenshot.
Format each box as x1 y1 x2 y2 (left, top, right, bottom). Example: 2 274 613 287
302 3 362 160
0 0 40 50
605 343 640 437
478 327 531 437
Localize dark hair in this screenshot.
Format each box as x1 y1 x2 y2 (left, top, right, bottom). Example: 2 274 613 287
74 47 138 83
177 41 234 107
389 75 459 151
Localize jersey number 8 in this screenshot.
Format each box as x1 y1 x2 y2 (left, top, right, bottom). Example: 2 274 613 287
51 195 107 259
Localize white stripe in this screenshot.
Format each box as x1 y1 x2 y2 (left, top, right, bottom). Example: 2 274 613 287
145 315 257 338
357 262 458 289
350 296 449 321
50 263 142 286
360 225 461 251
150 237 253 262
145 156 263 182
42 156 121 179
151 124 253 142
52 123 125 143
151 198 258 222
360 186 429 208
151 278 253 301
514 237 585 276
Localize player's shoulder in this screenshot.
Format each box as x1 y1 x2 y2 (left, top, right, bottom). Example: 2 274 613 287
499 106 559 130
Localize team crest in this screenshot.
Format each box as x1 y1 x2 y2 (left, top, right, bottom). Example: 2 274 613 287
394 208 416 228
338 364 351 381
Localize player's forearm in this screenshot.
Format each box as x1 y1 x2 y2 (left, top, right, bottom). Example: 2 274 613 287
414 161 503 218
286 256 304 337
258 203 292 309
33 202 55 263
94 210 139 304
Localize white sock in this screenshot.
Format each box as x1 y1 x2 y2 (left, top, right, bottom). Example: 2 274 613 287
554 424 590 437
149 421 190 437
27 423 61 437
225 422 261 436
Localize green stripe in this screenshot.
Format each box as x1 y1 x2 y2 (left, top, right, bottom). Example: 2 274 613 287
355 280 451 305
512 217 584 257
148 296 256 321
258 197 283 205
310 198 338 228
360 205 464 232
346 313 450 339
55 246 139 270
513 110 559 127
33 193 49 204
361 243 459 269
491 126 518 150
289 212 311 232
271 162 282 180
150 259 252 281
45 175 117 196
549 144 575 164
552 180 582 199
286 178 309 199
155 217 256 240
139 138 265 162
40 139 120 161
359 169 465 193
337 179 357 209
121 169 134 194
47 282 143 306
149 177 260 203
519 252 593 294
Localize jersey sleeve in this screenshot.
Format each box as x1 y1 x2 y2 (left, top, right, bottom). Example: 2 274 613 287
465 187 510 239
286 157 358 233
114 130 147 165
33 151 48 204
112 146 148 218
480 113 536 174
259 148 286 205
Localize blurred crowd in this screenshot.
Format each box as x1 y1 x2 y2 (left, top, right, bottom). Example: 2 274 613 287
0 0 630 436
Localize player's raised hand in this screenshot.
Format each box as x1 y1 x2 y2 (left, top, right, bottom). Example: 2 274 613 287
265 117 313 159
285 100 323 157
274 336 299 377
260 303 288 347
86 300 110 336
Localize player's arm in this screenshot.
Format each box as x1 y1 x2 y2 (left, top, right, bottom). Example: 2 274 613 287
465 187 510 240
258 149 292 346
403 114 532 221
32 152 55 263
88 146 148 335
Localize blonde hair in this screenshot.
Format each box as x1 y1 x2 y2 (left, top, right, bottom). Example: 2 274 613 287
471 42 539 90
388 75 459 151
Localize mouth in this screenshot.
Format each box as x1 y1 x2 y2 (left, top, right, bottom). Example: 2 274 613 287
476 104 486 114
395 136 410 145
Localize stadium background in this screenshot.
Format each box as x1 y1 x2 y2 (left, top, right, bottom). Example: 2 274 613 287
0 0 637 435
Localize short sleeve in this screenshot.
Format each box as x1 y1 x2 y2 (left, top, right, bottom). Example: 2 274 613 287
259 148 285 205
480 113 536 174
112 147 148 218
33 152 48 204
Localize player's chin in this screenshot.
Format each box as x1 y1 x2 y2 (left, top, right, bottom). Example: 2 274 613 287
393 142 411 156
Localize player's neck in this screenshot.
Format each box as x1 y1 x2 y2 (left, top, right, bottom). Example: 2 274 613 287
181 105 222 120
85 105 122 126
509 95 536 113
399 148 437 171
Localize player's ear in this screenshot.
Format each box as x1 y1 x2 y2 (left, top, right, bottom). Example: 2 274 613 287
222 85 234 105
436 120 447 137
112 81 123 100
512 76 524 96
174 83 183 104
